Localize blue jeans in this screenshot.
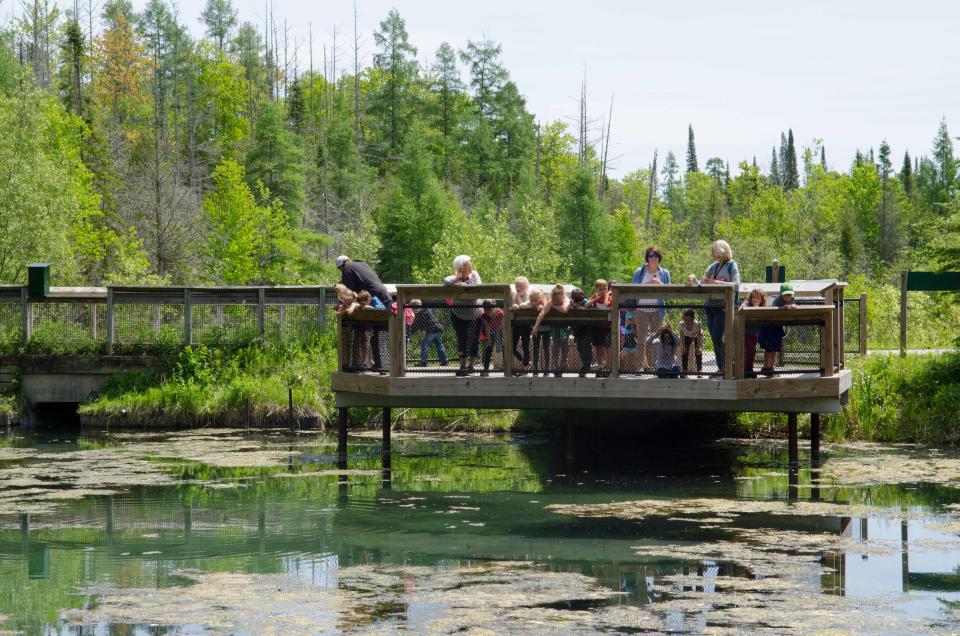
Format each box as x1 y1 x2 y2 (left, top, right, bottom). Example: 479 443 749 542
705 308 725 373
420 331 448 365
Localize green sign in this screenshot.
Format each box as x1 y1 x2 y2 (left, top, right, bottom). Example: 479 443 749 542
907 272 960 292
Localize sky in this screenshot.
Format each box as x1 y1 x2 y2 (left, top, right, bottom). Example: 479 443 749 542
17 0 960 176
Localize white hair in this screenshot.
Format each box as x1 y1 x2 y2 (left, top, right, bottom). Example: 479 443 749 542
514 276 529 285
453 254 473 272
712 239 733 262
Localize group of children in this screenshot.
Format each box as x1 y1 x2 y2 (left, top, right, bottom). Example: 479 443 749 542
339 279 798 378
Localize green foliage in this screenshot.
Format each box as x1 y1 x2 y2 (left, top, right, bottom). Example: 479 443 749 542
246 98 305 226
838 353 960 444
200 158 297 284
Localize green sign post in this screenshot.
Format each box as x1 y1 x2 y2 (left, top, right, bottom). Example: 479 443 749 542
900 271 960 355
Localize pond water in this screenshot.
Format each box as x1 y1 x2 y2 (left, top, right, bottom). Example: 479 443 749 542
2 426 960 634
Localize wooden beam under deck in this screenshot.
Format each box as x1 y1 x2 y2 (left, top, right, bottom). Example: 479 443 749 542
331 369 852 414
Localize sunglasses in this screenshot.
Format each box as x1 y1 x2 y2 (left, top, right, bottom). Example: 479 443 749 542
647 253 661 260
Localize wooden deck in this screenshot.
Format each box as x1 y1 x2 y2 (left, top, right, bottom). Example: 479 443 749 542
332 368 853 413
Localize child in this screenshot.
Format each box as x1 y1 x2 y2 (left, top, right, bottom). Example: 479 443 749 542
740 288 766 377
409 299 448 367
620 309 638 373
511 277 532 370
568 288 594 377
525 288 549 376
758 283 798 376
587 279 613 375
532 285 571 377
335 284 358 318
479 300 505 376
678 308 704 375
645 323 681 378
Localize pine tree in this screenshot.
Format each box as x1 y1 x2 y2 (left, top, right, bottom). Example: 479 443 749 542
661 150 679 204
431 42 462 139
769 147 781 186
900 151 914 196
200 0 237 53
372 8 417 156
931 117 957 212
245 98 305 226
59 19 85 117
820 146 826 170
556 164 608 286
686 124 698 173
782 129 799 190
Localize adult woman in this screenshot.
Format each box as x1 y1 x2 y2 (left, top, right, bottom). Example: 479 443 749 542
688 239 740 374
444 255 483 376
630 246 671 371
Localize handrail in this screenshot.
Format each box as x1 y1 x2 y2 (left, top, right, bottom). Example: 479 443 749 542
734 306 835 379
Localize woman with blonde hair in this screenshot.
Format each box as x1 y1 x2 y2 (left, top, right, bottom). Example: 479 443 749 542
688 239 740 374
444 255 483 375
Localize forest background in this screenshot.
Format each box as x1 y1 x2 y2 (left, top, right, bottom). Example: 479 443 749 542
0 0 958 348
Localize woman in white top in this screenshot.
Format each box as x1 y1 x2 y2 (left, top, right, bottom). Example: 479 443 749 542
687 239 740 374
444 255 483 375
629 246 671 371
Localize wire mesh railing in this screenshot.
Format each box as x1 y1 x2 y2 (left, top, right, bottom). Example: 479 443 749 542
736 306 835 378
0 286 338 356
339 311 391 373
617 284 735 378
842 296 863 354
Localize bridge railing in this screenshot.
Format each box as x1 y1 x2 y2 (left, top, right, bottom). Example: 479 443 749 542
0 285 335 355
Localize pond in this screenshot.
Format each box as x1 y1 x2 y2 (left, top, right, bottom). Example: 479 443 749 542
2 426 960 633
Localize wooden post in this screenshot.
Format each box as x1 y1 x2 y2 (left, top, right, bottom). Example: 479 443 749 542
337 315 347 372
771 259 780 283
257 288 266 340
105 287 114 353
318 288 327 333
90 301 98 341
337 407 349 469
723 286 735 379
900 270 908 357
391 288 404 377
278 305 286 339
610 286 620 378
183 289 192 346
821 306 835 377
810 413 820 458
836 286 845 370
502 286 513 377
382 407 391 455
21 286 31 347
787 412 798 466
859 293 868 355
733 312 746 380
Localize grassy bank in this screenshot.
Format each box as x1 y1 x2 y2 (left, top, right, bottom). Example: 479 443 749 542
77 332 526 432
735 352 960 445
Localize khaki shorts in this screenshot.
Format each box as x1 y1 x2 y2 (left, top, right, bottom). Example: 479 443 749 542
633 311 662 341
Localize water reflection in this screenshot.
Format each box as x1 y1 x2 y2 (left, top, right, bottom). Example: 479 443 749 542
0 430 959 632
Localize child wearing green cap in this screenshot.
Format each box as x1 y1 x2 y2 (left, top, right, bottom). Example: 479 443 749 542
758 283 798 375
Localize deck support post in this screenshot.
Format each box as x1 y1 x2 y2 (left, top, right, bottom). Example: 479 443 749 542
810 413 821 462
787 412 798 467
337 407 349 472
381 407 392 488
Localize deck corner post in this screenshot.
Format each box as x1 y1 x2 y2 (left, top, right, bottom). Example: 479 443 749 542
723 285 735 379
787 412 798 466
502 285 513 377
609 286 621 378
391 288 404 377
